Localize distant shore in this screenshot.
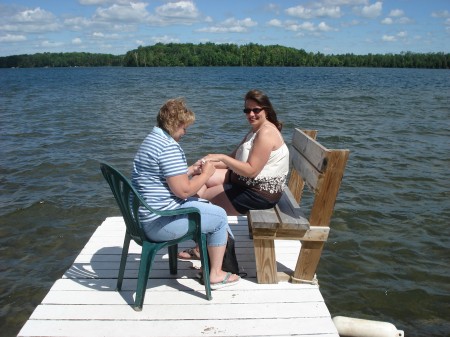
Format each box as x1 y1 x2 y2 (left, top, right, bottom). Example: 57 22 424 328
1 42 449 69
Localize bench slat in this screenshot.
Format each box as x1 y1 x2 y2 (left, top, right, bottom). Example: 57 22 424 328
290 146 322 191
248 209 279 230
291 128 328 172
275 188 309 232
249 189 309 241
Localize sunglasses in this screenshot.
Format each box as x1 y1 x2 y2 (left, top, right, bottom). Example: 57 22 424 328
243 107 264 114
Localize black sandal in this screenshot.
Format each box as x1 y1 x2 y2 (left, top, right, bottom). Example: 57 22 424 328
177 247 200 260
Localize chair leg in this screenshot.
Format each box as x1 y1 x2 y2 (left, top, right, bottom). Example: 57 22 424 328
134 243 157 311
116 234 131 291
199 234 212 300
168 244 178 275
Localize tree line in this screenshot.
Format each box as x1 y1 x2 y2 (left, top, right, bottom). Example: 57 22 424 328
0 52 123 68
1 43 448 69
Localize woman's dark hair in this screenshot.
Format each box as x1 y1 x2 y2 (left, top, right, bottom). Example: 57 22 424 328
245 89 282 131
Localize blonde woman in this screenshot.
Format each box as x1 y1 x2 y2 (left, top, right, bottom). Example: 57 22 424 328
132 98 240 288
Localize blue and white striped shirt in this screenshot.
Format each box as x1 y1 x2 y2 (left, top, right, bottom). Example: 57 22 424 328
131 126 188 223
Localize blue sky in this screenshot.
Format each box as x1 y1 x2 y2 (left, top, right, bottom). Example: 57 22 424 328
0 0 449 57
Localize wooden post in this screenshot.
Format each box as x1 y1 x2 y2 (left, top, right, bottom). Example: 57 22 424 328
253 238 278 284
294 150 349 282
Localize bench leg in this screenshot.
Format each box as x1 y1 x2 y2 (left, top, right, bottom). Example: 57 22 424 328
293 241 324 283
253 238 278 284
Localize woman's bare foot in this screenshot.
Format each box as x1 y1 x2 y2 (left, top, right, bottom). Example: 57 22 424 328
210 271 240 289
210 270 240 284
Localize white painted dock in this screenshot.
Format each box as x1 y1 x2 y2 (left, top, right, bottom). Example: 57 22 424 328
18 216 339 337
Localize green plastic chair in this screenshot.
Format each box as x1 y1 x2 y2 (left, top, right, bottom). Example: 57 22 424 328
100 162 212 311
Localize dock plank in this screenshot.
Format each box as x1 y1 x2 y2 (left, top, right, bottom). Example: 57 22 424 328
18 216 339 337
19 318 338 337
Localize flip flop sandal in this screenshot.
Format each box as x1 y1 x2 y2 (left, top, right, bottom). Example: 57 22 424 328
177 247 200 260
210 272 241 290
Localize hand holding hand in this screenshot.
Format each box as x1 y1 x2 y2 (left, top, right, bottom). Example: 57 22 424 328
202 154 222 163
190 163 202 176
201 159 216 177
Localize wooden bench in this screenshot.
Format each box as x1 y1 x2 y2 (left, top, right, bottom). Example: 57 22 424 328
248 128 349 284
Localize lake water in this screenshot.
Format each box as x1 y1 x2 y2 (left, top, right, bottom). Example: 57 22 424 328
0 66 449 336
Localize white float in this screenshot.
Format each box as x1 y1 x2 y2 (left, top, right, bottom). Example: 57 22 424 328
332 316 404 337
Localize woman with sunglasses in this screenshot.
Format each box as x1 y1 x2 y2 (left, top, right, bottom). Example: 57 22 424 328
178 89 289 260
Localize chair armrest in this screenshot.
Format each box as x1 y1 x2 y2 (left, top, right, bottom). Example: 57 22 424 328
128 179 200 217
152 206 201 217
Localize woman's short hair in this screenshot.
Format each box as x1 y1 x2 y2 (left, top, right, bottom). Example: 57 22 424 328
245 89 282 131
157 98 195 136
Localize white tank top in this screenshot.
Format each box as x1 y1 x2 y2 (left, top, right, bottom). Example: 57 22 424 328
231 125 289 201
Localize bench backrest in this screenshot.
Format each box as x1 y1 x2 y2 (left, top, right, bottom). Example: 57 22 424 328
288 128 349 227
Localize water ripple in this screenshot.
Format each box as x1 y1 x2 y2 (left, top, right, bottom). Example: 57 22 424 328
0 67 449 336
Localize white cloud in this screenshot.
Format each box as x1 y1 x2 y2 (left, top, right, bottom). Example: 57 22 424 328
382 31 407 42
1 7 60 33
79 0 131 5
92 31 120 39
265 3 281 15
64 17 92 30
72 37 82 44
286 6 314 19
382 34 396 42
358 1 382 18
317 21 333 32
155 1 200 20
286 5 341 19
389 9 404 17
268 19 283 27
269 18 334 34
79 0 108 4
14 7 54 23
381 8 412 26
322 0 367 5
0 34 26 42
287 21 315 32
431 10 449 18
41 40 64 48
94 2 149 22
146 1 203 26
226 18 257 28
431 10 450 33
197 17 257 34
150 35 181 44
397 17 412 24
316 6 342 18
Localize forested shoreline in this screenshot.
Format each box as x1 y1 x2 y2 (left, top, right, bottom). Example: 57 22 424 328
1 43 448 69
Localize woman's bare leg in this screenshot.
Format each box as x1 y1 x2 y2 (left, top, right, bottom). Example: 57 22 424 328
197 168 227 199
185 170 241 260
206 168 228 188
202 184 241 216
208 242 240 284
